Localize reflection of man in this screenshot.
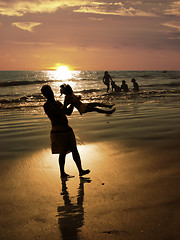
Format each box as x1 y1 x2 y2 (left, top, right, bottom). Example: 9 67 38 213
41 85 90 178
57 178 91 240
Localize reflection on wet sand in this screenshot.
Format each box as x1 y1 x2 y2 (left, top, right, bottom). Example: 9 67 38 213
57 177 91 240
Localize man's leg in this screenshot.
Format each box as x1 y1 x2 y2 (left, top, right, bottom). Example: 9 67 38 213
72 148 90 176
59 153 68 177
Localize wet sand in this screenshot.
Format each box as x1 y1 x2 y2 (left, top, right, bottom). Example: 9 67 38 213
0 103 180 240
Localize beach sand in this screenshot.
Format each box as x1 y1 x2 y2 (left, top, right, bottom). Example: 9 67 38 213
0 104 180 240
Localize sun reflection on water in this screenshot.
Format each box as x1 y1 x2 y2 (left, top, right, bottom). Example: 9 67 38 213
44 70 81 97
46 70 81 81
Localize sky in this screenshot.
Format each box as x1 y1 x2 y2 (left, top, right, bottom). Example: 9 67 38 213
0 0 180 71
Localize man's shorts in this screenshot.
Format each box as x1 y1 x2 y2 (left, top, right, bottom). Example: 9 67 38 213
50 126 76 154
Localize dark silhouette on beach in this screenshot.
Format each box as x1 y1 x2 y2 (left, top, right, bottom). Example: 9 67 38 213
121 80 129 92
60 84 116 115
57 177 91 240
41 85 90 178
131 78 139 92
103 71 112 92
111 80 121 92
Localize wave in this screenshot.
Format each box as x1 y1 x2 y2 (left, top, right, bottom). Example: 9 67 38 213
1 89 180 109
0 80 49 87
0 79 65 87
143 82 180 88
0 93 44 104
78 88 102 94
139 74 152 79
0 104 42 110
166 82 180 87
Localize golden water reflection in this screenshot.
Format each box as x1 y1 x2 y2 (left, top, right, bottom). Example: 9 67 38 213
44 70 81 97
57 177 91 240
45 70 81 81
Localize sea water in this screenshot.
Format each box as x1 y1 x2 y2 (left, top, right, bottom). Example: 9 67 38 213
1 71 180 160
1 71 180 108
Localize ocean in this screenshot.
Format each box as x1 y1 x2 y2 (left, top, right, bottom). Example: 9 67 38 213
1 71 180 108
1 70 180 160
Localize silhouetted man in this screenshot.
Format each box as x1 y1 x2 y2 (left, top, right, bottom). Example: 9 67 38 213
41 85 90 178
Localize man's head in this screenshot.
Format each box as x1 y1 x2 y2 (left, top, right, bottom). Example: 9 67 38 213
41 85 54 100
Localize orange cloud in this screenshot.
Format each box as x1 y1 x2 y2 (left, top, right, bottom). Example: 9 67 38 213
0 0 87 16
162 21 180 31
12 22 42 32
0 1 158 17
74 5 156 17
164 1 180 16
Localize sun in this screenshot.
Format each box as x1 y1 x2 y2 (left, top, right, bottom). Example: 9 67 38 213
56 66 71 80
56 65 69 73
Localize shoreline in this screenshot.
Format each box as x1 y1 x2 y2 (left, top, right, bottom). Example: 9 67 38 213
0 139 180 240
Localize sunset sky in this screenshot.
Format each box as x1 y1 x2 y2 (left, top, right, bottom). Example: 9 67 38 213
0 0 180 71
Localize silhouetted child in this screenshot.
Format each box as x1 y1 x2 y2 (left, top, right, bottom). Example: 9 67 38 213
103 71 112 92
111 80 121 92
131 78 139 92
121 80 129 92
60 84 116 115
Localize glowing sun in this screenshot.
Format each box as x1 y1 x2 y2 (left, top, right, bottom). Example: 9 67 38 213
56 66 71 80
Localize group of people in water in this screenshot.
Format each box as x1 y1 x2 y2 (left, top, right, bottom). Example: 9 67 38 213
103 71 139 93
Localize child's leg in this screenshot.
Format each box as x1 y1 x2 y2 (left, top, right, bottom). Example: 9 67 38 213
88 102 115 108
87 107 116 115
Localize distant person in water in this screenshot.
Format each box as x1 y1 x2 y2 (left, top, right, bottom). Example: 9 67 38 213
41 85 90 178
121 80 129 92
103 71 112 92
131 78 139 92
111 80 121 92
60 84 116 115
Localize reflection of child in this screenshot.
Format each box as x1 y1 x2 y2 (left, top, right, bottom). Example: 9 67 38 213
60 84 116 115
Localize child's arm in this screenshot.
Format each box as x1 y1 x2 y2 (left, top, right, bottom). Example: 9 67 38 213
64 95 71 108
76 95 81 100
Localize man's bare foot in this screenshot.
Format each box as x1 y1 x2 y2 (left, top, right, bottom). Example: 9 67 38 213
61 173 74 179
79 169 90 176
